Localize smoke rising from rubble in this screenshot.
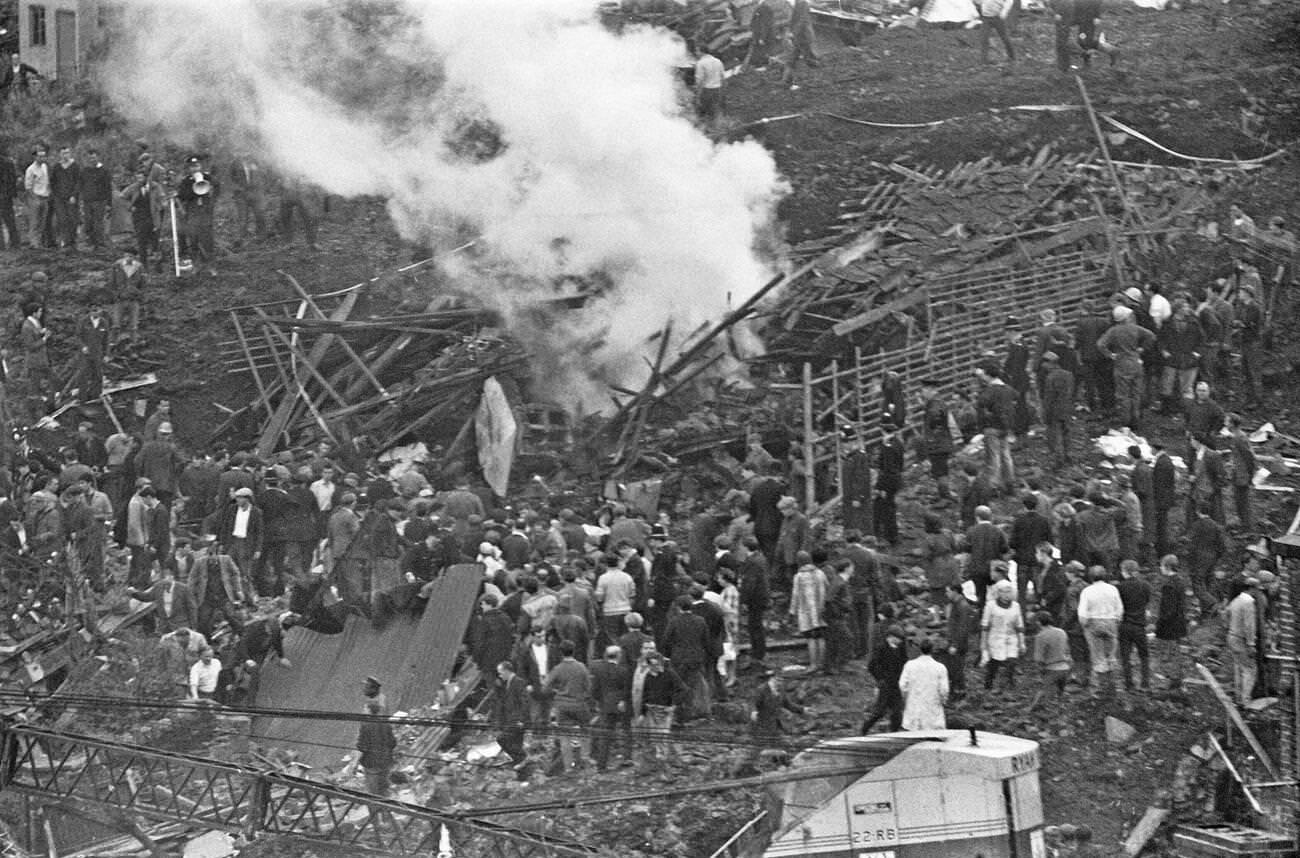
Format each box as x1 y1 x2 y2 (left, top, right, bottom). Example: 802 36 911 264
100 0 786 412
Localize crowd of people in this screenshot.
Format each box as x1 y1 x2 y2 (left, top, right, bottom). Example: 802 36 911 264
0 188 1285 795
0 136 323 271
687 0 1119 118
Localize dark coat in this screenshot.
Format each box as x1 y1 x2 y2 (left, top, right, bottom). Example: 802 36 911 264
1009 511 1052 566
965 521 1008 584
661 610 711 668
748 477 784 541
494 674 529 725
1041 367 1075 423
473 608 517 673
752 681 802 737
1153 453 1177 512
868 641 908 690
589 660 631 715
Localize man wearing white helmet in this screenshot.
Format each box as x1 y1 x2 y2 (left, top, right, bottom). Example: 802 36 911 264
1096 305 1155 430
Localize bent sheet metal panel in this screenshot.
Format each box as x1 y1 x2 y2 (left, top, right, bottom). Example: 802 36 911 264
252 564 482 768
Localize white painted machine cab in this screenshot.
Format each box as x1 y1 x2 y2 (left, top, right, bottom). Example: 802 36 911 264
728 730 1045 858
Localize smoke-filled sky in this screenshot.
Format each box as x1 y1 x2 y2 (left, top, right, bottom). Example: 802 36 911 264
100 0 786 411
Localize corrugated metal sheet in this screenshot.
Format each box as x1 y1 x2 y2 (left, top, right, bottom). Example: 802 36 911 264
252 564 481 768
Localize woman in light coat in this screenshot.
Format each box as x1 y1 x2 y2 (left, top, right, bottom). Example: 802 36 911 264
789 550 827 672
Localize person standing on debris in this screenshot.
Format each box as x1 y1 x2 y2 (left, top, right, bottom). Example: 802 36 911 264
1040 351 1075 468
122 166 162 270
75 300 110 401
187 535 247 637
1077 566 1122 695
357 700 397 796
108 247 146 340
632 646 685 769
976 0 1016 66
1031 611 1070 708
780 0 818 90
177 154 220 272
1235 286 1265 408
917 379 958 502
494 660 530 773
49 145 79 250
775 495 812 591
737 536 770 667
974 363 1018 495
841 432 874 537
789 551 827 674
589 644 632 772
1151 442 1177 556
943 584 974 700
1074 299 1114 414
0 145 19 250
965 505 1009 612
1009 495 1052 605
23 145 51 248
228 153 270 245
1226 577 1259 702
218 487 263 600
1115 559 1151 692
126 484 161 589
694 45 725 124
899 638 948 730
1096 306 1155 430
1227 415 1256 532
78 148 112 250
543 639 592 773
1157 303 1204 414
135 422 185 509
874 426 904 547
1049 0 1117 73
1186 501 1228 616
862 625 907 733
980 580 1025 693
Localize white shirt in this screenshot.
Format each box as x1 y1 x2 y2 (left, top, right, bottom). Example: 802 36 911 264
310 478 335 512
1077 581 1124 622
189 659 221 695
24 162 49 197
695 54 724 90
1149 294 1172 328
232 506 251 538
531 641 549 680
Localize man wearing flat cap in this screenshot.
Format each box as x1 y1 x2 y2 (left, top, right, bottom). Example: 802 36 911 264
177 154 220 274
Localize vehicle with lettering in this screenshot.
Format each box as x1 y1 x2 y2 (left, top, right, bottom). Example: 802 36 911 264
712 730 1044 858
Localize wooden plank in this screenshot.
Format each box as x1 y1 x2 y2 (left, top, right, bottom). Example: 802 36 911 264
229 312 275 422
1196 662 1280 779
280 272 389 400
256 289 359 457
831 288 928 337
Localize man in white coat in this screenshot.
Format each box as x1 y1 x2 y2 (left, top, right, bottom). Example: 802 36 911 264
899 638 950 730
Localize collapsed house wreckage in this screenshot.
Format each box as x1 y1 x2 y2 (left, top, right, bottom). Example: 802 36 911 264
213 145 1266 506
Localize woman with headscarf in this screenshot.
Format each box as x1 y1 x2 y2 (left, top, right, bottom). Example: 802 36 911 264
789 550 827 673
979 579 1025 693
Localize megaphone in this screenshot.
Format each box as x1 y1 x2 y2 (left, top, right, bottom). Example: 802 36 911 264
193 172 212 195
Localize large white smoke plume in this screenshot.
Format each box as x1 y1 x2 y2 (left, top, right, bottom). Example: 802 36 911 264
99 0 786 411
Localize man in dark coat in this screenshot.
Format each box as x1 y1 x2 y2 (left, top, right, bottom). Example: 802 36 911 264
661 596 712 720
874 427 904 546
736 537 770 666
0 147 19 249
975 364 1019 493
1152 443 1178 556
1009 495 1053 605
1040 351 1075 467
1185 503 1228 616
965 506 1008 611
78 148 113 249
1154 554 1190 693
493 660 530 770
356 700 397 795
472 594 516 674
861 625 907 733
841 432 873 536
917 379 958 501
589 645 631 771
1075 299 1114 413
748 468 784 566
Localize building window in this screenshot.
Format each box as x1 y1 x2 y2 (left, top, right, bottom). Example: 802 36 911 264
29 5 46 47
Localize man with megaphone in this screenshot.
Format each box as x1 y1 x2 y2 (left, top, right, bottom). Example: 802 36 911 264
176 154 220 275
